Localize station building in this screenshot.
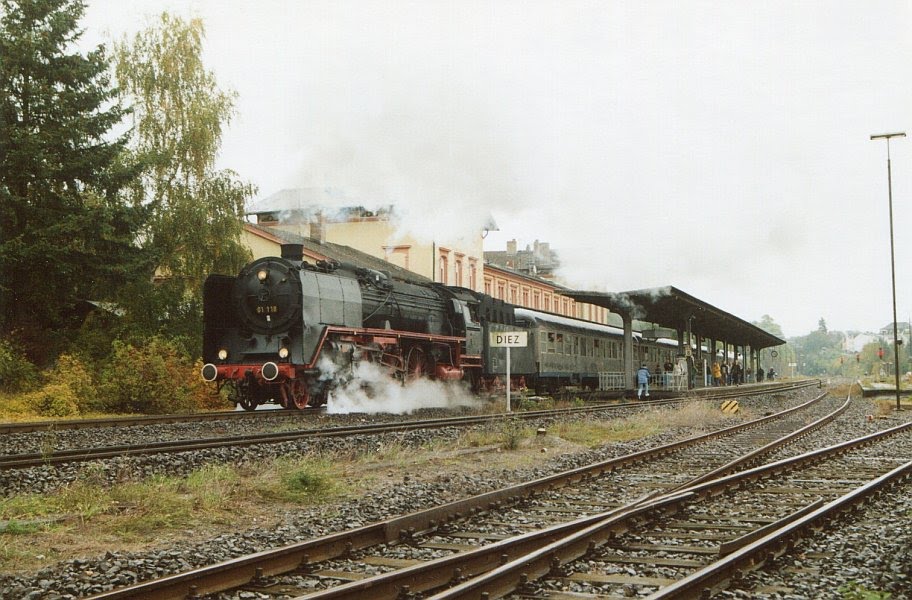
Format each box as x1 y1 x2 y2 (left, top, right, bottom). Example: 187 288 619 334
247 188 484 293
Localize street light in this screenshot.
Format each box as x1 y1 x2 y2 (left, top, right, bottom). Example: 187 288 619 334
870 131 906 411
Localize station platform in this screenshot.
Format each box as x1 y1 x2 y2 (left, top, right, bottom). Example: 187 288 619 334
856 381 909 398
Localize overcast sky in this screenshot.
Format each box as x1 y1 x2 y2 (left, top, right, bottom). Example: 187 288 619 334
81 0 912 338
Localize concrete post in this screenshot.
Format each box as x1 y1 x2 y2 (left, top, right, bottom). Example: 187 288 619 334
623 312 634 395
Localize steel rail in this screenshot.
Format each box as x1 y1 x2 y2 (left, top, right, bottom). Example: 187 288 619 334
0 382 818 470
84 390 828 599
295 395 848 600
0 380 817 434
428 419 912 600
648 459 912 599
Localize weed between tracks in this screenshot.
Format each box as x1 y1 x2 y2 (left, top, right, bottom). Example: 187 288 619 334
0 401 742 574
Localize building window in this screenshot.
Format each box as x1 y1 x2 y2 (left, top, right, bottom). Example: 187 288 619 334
455 258 463 287
497 284 505 299
469 261 477 290
439 254 448 284
383 245 411 271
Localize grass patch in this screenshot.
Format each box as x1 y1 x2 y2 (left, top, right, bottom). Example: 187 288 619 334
258 457 342 502
459 420 534 450
839 581 892 599
553 403 736 448
0 457 347 572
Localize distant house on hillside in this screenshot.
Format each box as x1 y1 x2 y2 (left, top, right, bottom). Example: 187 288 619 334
876 322 912 348
843 332 879 353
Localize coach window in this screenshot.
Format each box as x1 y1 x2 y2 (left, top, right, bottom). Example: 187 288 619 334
556 333 564 353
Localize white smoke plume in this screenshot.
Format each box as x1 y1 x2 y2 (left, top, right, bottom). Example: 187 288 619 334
317 356 481 415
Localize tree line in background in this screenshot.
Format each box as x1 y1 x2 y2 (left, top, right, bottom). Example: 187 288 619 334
0 0 253 414
754 315 908 382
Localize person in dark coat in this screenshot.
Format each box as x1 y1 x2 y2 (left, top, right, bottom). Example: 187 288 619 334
731 361 743 385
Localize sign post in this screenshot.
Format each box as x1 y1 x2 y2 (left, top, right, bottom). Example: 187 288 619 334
489 331 528 412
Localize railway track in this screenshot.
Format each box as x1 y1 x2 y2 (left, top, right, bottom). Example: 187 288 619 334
0 380 816 434
442 419 911 599
83 388 839 599
0 382 819 470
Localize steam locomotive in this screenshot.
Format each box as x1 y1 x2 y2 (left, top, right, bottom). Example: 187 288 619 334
201 244 675 410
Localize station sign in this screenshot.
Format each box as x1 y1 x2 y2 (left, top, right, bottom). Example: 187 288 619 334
490 332 528 348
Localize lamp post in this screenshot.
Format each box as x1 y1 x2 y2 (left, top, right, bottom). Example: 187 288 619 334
870 132 906 411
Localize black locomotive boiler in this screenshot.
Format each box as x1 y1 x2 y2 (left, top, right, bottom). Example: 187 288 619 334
201 244 501 409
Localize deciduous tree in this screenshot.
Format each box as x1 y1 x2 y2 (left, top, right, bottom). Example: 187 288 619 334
114 13 253 347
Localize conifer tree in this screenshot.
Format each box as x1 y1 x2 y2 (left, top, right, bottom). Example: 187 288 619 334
0 0 144 355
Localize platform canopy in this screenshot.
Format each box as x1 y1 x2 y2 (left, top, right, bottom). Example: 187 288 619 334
561 286 785 350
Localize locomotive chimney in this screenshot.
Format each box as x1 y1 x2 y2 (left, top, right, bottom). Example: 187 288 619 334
281 243 303 260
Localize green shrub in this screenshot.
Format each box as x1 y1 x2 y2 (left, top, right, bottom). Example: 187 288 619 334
0 340 40 393
23 383 80 417
99 337 210 414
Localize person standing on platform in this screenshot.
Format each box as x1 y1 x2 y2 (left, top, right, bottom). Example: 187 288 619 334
636 364 651 399
731 361 743 385
712 361 722 386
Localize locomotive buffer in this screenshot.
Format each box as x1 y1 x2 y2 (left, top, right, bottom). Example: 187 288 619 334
490 331 528 412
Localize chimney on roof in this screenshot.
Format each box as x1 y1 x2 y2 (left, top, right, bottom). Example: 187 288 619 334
310 211 325 243
281 243 303 260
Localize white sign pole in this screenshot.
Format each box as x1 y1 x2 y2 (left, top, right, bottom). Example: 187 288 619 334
489 331 526 414
506 346 511 412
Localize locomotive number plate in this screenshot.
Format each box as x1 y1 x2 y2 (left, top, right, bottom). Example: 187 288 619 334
256 305 279 315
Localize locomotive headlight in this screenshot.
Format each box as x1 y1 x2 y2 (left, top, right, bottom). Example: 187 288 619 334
278 347 289 359
257 269 268 282
218 349 228 360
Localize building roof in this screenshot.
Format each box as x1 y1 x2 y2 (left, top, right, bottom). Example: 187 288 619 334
247 188 365 215
245 223 431 284
560 286 786 349
483 261 568 289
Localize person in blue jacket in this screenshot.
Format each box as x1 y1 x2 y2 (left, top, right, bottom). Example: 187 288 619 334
636 364 651 399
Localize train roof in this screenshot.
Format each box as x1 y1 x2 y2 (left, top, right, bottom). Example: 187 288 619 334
514 308 632 338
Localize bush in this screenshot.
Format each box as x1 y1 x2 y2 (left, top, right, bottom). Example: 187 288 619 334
23 383 80 417
99 337 210 414
51 354 99 413
0 339 41 393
